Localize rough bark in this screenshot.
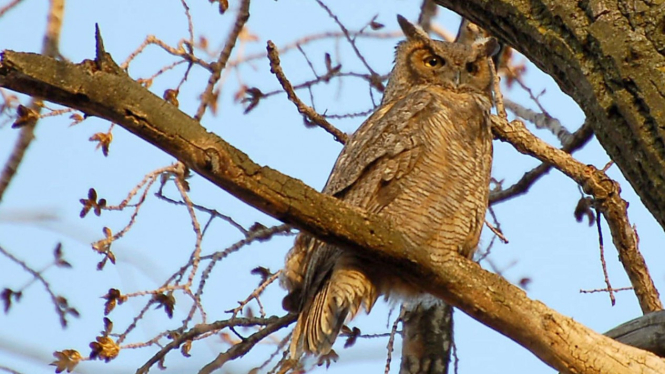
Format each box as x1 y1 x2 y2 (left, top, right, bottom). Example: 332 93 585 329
400 301 452 374
1 49 663 373
434 0 665 232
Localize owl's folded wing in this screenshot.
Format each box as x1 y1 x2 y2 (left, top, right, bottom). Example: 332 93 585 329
323 89 436 207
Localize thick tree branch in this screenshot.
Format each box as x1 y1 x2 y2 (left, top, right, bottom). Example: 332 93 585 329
1 51 664 373
434 0 665 234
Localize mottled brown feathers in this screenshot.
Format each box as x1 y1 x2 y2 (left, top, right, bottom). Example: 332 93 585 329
281 15 496 360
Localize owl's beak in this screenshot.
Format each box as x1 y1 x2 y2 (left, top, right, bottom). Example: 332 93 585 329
454 71 461 86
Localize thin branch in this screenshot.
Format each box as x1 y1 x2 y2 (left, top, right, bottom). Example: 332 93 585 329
194 0 250 120
384 307 405 374
156 190 248 235
198 314 297 374
227 30 401 69
596 209 616 306
0 0 24 18
266 41 348 144
315 0 379 78
490 58 506 119
484 219 508 244
0 244 71 327
135 314 296 374
581 287 633 294
0 0 63 204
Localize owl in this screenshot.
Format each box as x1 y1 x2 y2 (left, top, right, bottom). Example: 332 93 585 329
281 15 498 361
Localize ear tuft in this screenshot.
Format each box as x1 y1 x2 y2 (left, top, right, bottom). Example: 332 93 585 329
396 15 429 41
473 37 500 58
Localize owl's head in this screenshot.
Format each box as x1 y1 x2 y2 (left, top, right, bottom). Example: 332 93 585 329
384 15 499 102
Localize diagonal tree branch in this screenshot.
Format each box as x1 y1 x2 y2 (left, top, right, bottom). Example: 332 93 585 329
0 49 663 373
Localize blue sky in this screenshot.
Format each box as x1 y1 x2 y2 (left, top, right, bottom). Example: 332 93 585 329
1 1 663 373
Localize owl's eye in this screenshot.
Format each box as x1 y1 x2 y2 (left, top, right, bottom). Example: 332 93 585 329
465 62 478 74
423 56 445 67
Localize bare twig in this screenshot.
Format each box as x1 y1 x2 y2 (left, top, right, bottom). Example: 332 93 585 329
121 35 212 71
227 30 401 69
580 287 633 294
484 219 509 244
490 58 506 119
315 0 379 78
229 271 281 319
266 41 348 144
595 210 616 306
0 244 73 327
384 307 405 374
197 316 295 374
0 0 24 18
156 190 248 235
194 0 250 120
135 314 296 374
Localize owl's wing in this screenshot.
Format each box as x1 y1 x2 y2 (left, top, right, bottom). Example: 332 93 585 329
322 90 435 199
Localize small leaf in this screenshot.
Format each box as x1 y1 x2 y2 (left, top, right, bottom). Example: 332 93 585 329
69 113 85 126
343 326 361 348
250 266 271 283
80 188 105 218
369 15 384 30
518 277 532 290
241 87 264 114
370 20 384 30
13 104 39 128
198 36 208 50
67 308 80 318
181 340 192 357
323 53 341 78
163 89 179 107
102 288 125 315
574 196 595 227
53 243 72 268
153 292 176 318
103 317 113 335
1 288 13 313
89 131 113 156
51 350 82 373
89 336 120 362
215 0 229 14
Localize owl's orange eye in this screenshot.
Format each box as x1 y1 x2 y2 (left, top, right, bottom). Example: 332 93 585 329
424 56 445 67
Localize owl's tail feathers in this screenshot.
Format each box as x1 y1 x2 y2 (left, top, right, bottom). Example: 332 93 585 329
400 298 453 374
289 266 378 358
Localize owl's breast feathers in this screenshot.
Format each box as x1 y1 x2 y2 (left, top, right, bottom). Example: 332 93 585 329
283 86 493 356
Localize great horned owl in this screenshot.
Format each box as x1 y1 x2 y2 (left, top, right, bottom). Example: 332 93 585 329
282 15 498 361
